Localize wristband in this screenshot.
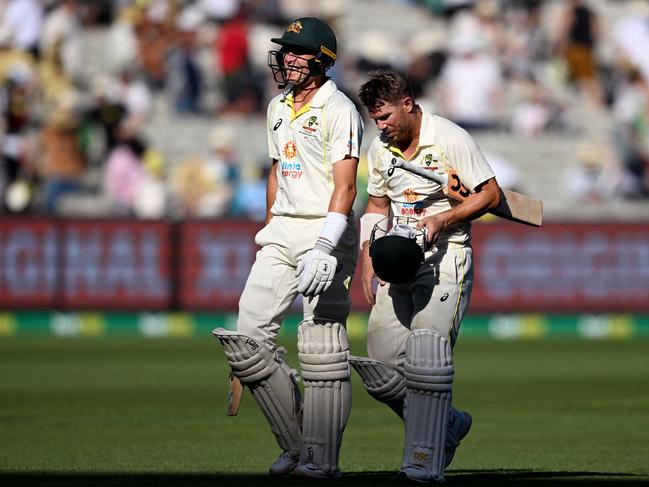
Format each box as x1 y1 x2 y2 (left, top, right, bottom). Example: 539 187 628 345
314 211 348 254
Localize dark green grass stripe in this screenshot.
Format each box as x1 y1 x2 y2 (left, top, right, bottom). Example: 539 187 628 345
1 338 648 479
0 471 648 487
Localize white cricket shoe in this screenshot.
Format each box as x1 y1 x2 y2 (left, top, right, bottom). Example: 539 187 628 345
269 451 299 476
293 462 341 479
444 409 472 468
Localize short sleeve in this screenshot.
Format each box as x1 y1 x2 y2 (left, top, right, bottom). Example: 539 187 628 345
328 103 363 163
366 141 388 197
441 119 495 191
267 99 280 160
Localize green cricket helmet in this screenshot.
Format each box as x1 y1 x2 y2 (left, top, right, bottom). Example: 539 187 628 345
268 17 337 87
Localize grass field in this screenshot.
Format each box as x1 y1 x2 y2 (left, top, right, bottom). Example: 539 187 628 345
1 336 649 486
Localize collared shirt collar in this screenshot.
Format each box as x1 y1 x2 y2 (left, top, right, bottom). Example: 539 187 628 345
417 105 436 147
283 79 337 121
309 79 337 108
387 105 436 160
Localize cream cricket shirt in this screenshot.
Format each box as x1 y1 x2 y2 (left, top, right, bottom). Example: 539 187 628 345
367 108 495 245
267 79 363 217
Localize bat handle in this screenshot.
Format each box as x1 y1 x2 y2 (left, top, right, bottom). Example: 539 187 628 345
392 157 448 187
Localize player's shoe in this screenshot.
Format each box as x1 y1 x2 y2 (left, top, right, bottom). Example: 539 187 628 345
397 465 437 483
269 451 299 476
293 462 341 479
444 409 472 468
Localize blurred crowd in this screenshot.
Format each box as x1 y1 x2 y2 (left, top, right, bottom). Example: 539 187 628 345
1 0 649 221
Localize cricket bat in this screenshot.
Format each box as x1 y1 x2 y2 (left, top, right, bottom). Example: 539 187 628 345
392 158 542 227
227 370 244 416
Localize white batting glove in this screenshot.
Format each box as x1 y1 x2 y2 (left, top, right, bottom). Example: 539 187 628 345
296 241 338 297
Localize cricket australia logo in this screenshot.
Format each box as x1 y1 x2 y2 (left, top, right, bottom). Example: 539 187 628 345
301 116 319 134
425 154 433 166
287 20 302 34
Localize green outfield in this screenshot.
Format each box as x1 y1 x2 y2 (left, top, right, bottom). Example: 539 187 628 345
1 336 648 486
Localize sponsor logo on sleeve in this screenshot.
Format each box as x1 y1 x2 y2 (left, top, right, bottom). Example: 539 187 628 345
347 130 357 154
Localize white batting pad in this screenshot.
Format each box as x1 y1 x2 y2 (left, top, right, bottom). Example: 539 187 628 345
349 355 406 419
296 319 351 476
401 330 454 482
214 328 302 458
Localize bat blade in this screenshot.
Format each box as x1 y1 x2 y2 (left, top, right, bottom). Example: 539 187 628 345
226 371 244 416
493 188 543 227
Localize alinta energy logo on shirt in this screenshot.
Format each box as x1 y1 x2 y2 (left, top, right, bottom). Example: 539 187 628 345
283 141 297 159
400 189 424 216
404 188 419 203
281 141 302 179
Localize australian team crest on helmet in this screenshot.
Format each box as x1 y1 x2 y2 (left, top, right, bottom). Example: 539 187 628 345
287 20 302 34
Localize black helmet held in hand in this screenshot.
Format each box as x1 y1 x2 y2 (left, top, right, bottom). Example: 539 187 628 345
370 224 427 284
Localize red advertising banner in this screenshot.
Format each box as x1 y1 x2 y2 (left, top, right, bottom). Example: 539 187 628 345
2 219 648 312
0 219 172 310
470 222 649 312
179 221 261 309
60 221 172 309
0 219 58 308
177 220 369 311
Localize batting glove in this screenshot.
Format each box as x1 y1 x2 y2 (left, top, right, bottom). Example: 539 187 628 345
296 240 338 297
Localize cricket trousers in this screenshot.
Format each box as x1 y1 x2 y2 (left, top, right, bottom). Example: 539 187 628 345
367 242 473 369
237 214 357 348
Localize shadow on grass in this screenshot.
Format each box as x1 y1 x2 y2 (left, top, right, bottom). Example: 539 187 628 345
0 470 647 486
